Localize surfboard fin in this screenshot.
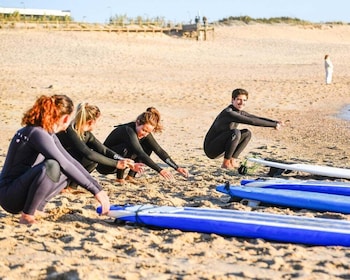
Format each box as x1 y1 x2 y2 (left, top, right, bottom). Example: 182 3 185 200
224 182 242 202
267 167 292 177
238 164 248 175
227 196 243 203
241 199 260 207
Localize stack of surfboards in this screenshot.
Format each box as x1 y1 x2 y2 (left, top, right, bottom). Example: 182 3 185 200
216 179 350 214
217 158 350 214
96 158 350 247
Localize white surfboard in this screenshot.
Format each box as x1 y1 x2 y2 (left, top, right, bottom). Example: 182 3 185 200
248 158 350 179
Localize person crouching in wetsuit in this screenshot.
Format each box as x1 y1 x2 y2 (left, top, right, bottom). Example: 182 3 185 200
0 95 110 224
57 102 144 190
203 88 284 169
97 107 189 183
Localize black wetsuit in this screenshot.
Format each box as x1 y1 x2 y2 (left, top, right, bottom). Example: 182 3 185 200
204 104 278 160
97 122 178 179
0 126 102 215
57 125 123 174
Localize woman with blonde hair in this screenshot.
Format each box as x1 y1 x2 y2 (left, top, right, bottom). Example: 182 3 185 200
0 95 110 224
97 107 188 183
57 102 144 189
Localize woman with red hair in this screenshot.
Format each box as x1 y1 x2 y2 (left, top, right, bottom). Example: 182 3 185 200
0 95 110 224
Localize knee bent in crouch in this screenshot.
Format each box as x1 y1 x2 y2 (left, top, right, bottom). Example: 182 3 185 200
45 159 61 182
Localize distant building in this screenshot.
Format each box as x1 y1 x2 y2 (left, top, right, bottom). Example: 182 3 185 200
0 7 71 20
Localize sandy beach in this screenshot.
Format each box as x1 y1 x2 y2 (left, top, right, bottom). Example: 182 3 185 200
1 23 350 279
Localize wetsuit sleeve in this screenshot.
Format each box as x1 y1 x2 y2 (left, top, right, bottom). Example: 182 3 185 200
30 129 102 195
122 126 163 173
228 110 278 127
143 134 179 170
73 131 120 167
86 132 122 159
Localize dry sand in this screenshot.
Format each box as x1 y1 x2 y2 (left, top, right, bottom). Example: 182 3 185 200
1 23 350 279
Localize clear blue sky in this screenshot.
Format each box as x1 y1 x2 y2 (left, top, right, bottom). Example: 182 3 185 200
1 0 349 24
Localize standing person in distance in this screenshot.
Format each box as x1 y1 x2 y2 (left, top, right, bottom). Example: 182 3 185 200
97 107 189 183
324 54 334 85
203 88 284 169
57 102 144 189
0 95 110 225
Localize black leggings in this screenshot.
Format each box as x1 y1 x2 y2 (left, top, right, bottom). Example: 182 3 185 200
204 128 251 160
0 159 68 215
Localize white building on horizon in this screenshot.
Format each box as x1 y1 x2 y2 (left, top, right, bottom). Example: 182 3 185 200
0 7 71 20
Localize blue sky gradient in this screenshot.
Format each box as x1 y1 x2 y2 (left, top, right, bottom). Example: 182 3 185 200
1 0 349 24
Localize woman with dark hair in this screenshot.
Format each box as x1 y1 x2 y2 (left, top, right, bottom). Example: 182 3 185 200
97 107 188 183
57 102 144 189
0 95 110 224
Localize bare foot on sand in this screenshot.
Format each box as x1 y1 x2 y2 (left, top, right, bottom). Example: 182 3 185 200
221 163 235 169
221 158 240 169
230 158 240 168
115 178 126 184
125 175 138 184
19 213 36 225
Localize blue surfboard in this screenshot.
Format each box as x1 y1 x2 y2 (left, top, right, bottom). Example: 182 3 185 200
97 204 350 246
216 184 350 214
240 178 350 196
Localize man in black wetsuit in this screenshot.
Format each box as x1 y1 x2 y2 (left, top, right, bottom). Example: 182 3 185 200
203 88 283 169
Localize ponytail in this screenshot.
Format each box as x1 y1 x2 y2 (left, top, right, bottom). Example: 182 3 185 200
72 102 101 139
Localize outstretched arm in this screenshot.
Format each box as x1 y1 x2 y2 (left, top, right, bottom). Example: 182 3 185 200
145 134 189 178
228 109 279 128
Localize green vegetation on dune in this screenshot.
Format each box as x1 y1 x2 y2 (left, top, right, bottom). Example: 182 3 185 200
217 15 348 25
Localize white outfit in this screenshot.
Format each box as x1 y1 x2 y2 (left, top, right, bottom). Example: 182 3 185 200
325 57 333 84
